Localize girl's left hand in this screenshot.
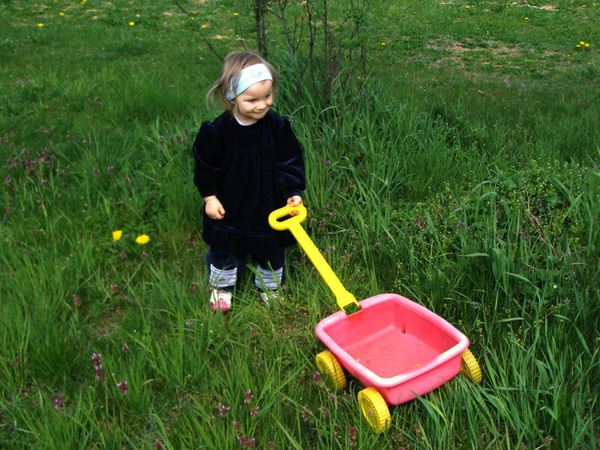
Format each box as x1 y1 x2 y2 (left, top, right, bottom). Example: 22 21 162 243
287 195 303 216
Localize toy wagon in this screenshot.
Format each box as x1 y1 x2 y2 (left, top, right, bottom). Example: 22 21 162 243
269 205 482 433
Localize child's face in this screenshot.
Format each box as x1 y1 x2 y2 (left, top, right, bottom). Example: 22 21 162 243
232 80 273 124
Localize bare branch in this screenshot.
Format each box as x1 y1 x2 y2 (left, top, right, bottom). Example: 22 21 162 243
172 1 223 61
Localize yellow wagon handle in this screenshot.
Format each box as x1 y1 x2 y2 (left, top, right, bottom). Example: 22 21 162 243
269 204 361 314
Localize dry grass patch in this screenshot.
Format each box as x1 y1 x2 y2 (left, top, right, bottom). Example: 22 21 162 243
431 56 466 69
427 38 474 53
513 2 559 11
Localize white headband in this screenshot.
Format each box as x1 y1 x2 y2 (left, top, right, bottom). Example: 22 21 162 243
226 63 273 101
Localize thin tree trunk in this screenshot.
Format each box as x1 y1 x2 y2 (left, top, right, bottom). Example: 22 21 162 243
254 0 268 57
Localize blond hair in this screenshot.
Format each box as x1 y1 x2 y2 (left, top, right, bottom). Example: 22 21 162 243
207 51 278 110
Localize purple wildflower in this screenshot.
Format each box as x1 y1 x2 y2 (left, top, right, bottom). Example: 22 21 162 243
348 425 357 443
91 352 104 381
122 343 129 353
244 389 253 404
117 380 128 395
91 352 102 368
249 405 260 416
53 395 64 411
217 404 231 416
238 435 256 448
72 294 81 305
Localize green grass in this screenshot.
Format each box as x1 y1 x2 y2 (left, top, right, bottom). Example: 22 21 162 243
1 0 598 448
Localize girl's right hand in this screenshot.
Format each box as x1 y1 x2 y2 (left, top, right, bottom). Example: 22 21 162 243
204 196 225 220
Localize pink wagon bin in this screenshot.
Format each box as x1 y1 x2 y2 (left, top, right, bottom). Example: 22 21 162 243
269 205 483 433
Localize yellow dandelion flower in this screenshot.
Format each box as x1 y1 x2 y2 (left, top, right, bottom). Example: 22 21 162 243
584 43 590 47
129 21 136 27
37 22 44 28
524 17 529 20
81 0 87 5
112 230 123 241
59 12 65 17
380 42 387 47
232 12 239 17
201 23 209 29
579 40 585 45
135 234 150 245
576 44 581 48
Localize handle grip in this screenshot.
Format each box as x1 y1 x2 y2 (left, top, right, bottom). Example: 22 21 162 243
268 204 307 230
268 204 360 314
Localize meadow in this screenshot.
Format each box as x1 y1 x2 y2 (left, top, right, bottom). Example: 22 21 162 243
0 0 598 448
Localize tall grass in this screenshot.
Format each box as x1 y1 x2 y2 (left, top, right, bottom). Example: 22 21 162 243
1 0 598 448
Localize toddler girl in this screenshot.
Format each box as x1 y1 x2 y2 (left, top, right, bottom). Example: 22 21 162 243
192 51 306 312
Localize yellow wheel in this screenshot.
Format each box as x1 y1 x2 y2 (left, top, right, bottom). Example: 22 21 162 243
357 387 391 433
461 348 483 384
315 350 347 390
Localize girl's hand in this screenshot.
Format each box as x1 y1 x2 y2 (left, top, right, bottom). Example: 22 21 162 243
287 195 303 216
204 196 225 220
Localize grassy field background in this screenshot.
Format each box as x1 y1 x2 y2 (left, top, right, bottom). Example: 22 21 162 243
1 0 598 448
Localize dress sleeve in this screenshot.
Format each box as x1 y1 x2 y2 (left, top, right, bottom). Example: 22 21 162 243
192 121 222 198
275 118 306 199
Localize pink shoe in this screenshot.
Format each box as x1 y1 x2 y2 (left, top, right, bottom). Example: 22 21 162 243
209 289 232 313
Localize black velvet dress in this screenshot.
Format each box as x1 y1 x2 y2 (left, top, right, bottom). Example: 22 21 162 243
192 110 306 260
